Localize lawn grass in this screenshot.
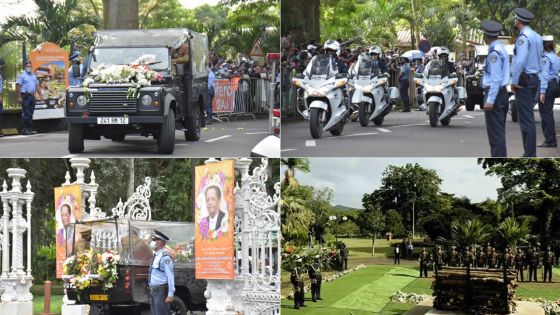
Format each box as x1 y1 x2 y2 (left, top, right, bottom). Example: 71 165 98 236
34 295 63 315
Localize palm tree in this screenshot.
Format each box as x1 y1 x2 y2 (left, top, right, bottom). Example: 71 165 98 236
450 218 492 249
0 0 100 47
280 185 314 243
280 158 310 188
498 217 530 251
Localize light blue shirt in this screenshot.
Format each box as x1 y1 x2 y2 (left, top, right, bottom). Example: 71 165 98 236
208 69 215 89
400 63 410 81
68 64 84 86
539 51 560 94
511 25 543 85
482 39 510 105
16 71 39 94
148 249 175 297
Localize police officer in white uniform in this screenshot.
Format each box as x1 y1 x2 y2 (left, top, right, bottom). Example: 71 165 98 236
149 230 175 315
510 8 543 157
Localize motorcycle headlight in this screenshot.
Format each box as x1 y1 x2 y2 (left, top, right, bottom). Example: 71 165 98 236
362 85 374 93
76 95 87 107
307 87 328 97
377 79 387 86
141 94 153 106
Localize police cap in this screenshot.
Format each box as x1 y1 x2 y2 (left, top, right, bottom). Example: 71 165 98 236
514 8 534 23
480 20 503 37
152 230 170 242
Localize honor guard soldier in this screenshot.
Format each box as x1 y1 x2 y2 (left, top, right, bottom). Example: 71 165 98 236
419 248 429 277
308 255 323 302
449 247 460 267
291 257 305 309
435 246 445 271
463 247 474 268
487 247 498 268
503 247 515 269
476 247 486 268
480 20 510 157
528 246 539 282
511 8 543 157
148 230 175 315
537 36 560 147
543 246 555 283
515 248 525 282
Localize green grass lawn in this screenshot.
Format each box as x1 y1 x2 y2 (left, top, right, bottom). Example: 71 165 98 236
34 295 63 315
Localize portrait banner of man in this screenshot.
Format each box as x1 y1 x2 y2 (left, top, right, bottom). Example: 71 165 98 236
54 184 82 278
194 160 235 280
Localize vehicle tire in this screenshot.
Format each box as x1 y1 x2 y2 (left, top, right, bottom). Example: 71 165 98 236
68 123 85 153
330 121 344 136
358 102 370 127
157 110 176 154
510 100 518 122
170 295 188 315
466 98 475 111
184 107 201 141
428 102 439 127
309 107 324 139
373 116 384 126
441 118 450 126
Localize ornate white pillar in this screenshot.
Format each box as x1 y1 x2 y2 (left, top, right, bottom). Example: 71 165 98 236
1 180 10 278
7 168 26 277
24 181 34 277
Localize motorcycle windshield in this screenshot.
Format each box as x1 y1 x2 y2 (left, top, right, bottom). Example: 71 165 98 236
426 60 450 79
357 58 380 77
309 54 335 77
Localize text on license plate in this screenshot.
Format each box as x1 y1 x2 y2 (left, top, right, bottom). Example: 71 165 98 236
97 117 129 125
89 294 108 301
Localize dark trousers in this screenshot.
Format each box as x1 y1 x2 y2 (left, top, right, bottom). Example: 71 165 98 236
528 264 538 282
419 264 428 277
515 74 539 157
538 80 558 146
543 263 553 282
342 258 348 270
484 87 509 157
0 97 3 128
311 277 321 301
293 282 304 308
394 253 400 265
516 266 524 282
149 285 170 315
21 93 35 130
207 86 215 119
400 80 410 110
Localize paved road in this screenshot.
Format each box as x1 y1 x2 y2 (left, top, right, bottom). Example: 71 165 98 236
282 103 560 157
0 119 272 157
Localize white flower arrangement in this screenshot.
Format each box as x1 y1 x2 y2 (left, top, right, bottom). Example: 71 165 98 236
391 290 431 304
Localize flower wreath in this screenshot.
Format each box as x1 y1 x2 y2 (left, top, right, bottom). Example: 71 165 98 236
63 249 121 292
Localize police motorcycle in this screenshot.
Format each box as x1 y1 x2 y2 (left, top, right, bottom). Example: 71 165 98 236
292 41 350 138
348 50 399 127
414 59 467 127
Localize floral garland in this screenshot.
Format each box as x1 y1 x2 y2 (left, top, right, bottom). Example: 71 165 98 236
63 249 120 292
83 54 164 100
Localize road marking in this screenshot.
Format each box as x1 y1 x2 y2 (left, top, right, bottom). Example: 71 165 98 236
244 131 269 135
341 132 378 137
281 148 297 152
465 121 471 124
305 140 316 147
0 135 28 140
205 135 232 143
463 115 474 118
377 128 391 133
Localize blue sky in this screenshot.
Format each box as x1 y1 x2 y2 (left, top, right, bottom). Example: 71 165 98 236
282 158 502 209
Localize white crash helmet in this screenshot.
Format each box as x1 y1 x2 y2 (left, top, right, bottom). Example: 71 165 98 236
369 46 382 55
438 46 450 57
324 39 341 55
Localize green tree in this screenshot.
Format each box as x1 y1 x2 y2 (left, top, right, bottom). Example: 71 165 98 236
280 185 314 244
280 158 310 188
0 0 101 47
385 209 406 237
498 217 530 251
450 218 492 249
358 206 385 255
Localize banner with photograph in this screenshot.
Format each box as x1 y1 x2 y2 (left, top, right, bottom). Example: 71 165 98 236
212 79 237 113
54 185 82 278
194 160 235 279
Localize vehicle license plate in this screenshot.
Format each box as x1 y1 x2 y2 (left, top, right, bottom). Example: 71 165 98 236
89 294 108 301
97 117 129 125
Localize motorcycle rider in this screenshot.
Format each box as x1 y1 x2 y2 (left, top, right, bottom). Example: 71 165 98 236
369 46 387 73
437 46 456 74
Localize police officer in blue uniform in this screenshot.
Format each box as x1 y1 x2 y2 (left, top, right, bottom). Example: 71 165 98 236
511 8 543 157
481 20 510 157
399 56 411 112
15 60 40 135
68 53 83 87
537 35 559 147
149 230 175 315
0 59 5 137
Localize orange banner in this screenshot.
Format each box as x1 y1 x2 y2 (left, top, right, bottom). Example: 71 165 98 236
54 185 82 278
29 42 69 111
194 160 235 279
212 79 238 113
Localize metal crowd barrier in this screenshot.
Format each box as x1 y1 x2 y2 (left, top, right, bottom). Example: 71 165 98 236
212 77 276 121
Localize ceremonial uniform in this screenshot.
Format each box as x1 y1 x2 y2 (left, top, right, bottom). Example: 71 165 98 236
528 248 539 282
435 247 445 270
476 248 486 268
340 245 349 270
511 8 543 157
487 248 498 268
514 250 525 282
308 258 322 302
480 20 510 157
463 248 474 268
449 249 460 267
537 36 560 147
291 262 305 309
419 249 429 277
148 231 175 315
543 248 555 283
